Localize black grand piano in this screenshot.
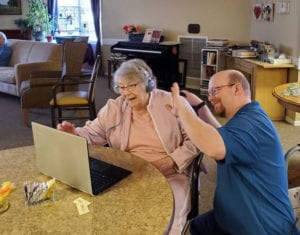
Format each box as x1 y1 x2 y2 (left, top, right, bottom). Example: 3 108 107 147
111 41 180 90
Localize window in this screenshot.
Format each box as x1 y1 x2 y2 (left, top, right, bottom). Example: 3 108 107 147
56 0 96 42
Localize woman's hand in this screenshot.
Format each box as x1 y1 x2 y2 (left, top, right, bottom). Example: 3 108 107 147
57 121 78 135
151 156 177 177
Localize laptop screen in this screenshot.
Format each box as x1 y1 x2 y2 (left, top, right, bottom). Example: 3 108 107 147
32 122 132 196
32 122 94 195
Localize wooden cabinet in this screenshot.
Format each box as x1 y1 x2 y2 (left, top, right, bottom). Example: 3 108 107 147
224 54 294 120
0 29 31 40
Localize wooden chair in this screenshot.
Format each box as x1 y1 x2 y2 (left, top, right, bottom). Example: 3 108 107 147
60 40 89 82
181 152 204 235
21 40 89 126
187 152 204 220
50 55 101 127
285 144 300 186
178 58 188 88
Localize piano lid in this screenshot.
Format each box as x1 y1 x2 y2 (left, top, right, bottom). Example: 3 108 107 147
111 41 178 55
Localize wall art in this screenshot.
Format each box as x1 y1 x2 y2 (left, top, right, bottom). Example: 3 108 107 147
253 3 274 22
262 3 274 21
0 0 22 15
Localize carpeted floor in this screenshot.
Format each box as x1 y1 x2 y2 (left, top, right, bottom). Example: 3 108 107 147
0 76 118 150
0 76 299 214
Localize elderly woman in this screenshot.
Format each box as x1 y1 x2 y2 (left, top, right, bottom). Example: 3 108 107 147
0 32 12 66
58 58 199 234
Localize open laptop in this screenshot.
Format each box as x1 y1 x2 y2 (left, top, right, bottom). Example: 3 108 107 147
31 122 132 196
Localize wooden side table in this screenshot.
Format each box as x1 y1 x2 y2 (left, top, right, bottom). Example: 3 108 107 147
272 83 300 112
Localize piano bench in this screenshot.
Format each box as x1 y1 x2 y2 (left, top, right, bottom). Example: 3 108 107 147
107 58 127 89
178 58 188 88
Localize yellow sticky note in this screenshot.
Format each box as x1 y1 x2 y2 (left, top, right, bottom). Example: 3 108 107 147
73 197 91 206
75 201 90 215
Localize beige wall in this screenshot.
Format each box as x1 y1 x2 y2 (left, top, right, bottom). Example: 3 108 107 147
250 0 300 63
101 0 252 75
102 0 251 42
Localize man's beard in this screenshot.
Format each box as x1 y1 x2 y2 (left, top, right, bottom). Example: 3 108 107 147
214 107 226 118
216 110 225 118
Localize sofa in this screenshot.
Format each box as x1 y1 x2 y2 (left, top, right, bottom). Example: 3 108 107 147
0 39 62 97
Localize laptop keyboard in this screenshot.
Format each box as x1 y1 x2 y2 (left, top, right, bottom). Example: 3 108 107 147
90 169 116 191
89 157 111 172
88 157 132 195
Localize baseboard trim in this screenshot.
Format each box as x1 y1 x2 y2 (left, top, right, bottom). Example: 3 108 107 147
285 116 300 126
102 38 126 45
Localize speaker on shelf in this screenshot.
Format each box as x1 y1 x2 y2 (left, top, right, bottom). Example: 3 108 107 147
188 24 200 34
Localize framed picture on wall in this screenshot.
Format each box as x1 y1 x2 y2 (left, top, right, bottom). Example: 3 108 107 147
252 3 274 21
0 0 22 15
261 3 274 22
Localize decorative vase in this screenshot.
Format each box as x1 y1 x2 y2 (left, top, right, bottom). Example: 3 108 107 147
46 35 53 42
32 31 45 41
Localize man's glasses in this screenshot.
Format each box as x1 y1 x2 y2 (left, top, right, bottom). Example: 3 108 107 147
208 83 236 96
116 82 141 92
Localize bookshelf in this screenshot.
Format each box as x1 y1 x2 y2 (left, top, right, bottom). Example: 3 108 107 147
178 35 207 89
200 48 221 96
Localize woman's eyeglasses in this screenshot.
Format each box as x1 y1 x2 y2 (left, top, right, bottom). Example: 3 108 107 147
208 83 236 97
116 82 141 92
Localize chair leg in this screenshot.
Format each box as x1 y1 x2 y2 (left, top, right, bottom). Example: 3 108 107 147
88 106 93 120
51 106 56 128
58 107 62 124
92 103 97 119
90 103 96 120
22 108 30 127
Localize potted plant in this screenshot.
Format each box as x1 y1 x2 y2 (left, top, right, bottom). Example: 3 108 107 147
25 0 51 41
122 24 144 42
14 18 32 39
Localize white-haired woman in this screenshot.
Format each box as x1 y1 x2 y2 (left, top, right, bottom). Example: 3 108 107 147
0 32 12 66
58 58 199 234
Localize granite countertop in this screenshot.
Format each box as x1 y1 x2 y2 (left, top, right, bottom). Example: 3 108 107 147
0 146 173 234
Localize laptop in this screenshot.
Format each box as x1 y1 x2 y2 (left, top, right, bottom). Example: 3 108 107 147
31 122 132 196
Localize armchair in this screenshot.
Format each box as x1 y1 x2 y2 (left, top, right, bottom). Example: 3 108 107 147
20 40 89 126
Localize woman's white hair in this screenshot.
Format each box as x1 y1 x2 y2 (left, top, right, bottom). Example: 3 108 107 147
0 32 8 44
112 58 157 94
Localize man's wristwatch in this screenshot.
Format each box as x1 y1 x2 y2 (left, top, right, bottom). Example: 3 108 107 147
193 101 206 113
